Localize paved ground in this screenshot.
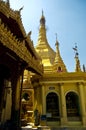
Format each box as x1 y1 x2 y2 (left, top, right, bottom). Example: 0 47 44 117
21 125 86 130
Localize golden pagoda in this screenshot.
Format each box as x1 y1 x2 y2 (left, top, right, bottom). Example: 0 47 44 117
1 1 86 129
35 11 56 73
32 12 86 128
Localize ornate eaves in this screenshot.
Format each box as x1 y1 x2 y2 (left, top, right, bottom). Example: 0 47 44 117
0 1 40 61
0 1 26 37
0 19 43 75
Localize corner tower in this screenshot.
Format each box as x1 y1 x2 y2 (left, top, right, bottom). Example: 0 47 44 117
35 11 56 73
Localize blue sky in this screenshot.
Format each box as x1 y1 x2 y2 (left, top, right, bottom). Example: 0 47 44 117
8 0 86 72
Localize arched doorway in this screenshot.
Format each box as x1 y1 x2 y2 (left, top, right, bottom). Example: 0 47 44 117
46 92 60 121
66 92 81 121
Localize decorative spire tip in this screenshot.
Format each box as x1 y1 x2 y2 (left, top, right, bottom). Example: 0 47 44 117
55 33 57 41
55 33 59 46
42 9 44 16
73 43 79 58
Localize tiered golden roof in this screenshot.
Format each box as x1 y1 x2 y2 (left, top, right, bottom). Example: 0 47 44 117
0 0 43 75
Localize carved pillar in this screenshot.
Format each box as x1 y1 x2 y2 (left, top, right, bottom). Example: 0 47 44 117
60 83 67 126
11 65 24 130
78 82 86 126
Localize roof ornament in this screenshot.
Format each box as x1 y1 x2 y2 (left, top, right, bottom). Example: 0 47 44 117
40 9 45 26
19 6 24 13
73 43 78 58
27 31 32 39
55 33 59 46
28 31 32 36
73 43 81 72
83 64 86 72
7 0 10 7
42 9 44 17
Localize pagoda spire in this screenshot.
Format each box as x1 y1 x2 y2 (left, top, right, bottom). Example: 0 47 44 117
35 11 56 71
53 34 67 72
36 10 48 46
40 10 45 26
73 43 81 72
54 33 60 63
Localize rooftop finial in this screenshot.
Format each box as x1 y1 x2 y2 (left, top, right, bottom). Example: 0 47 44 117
73 43 81 72
42 9 44 17
55 33 57 42
7 0 10 7
19 6 24 13
73 43 78 58
83 64 86 72
55 33 59 46
40 10 45 26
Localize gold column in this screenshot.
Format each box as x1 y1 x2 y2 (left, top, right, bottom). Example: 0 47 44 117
42 84 46 114
60 83 67 126
41 84 47 126
78 82 86 126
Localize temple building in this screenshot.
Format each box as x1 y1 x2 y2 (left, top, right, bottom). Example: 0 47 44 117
0 0 86 129
31 11 86 128
0 1 43 129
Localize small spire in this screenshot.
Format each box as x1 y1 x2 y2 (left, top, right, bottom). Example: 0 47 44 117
55 33 59 46
53 34 67 72
83 64 86 72
73 43 81 72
